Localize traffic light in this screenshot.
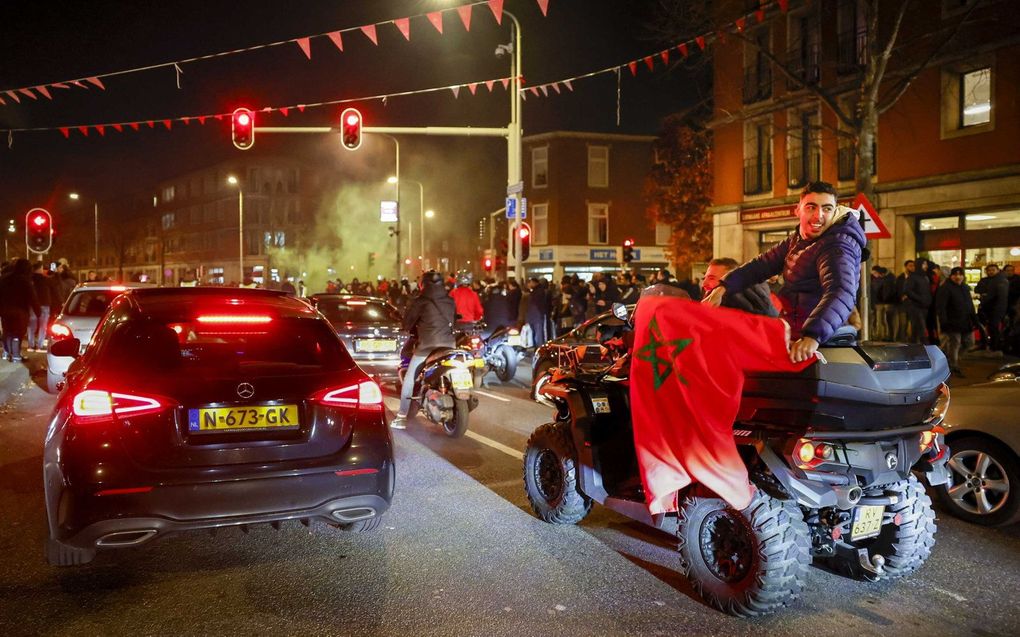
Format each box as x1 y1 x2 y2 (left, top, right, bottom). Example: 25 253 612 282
231 107 254 150
26 208 52 253
513 222 531 262
483 256 493 272
622 238 635 264
368 252 377 267
340 107 363 150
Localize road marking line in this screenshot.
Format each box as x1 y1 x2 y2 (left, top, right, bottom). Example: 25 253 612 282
931 587 968 602
473 389 512 403
465 430 524 460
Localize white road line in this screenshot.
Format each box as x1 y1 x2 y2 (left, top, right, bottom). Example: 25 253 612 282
465 430 524 460
473 389 512 403
931 586 968 602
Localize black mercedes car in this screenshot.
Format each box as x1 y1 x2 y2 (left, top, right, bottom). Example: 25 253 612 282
44 288 395 566
310 294 407 385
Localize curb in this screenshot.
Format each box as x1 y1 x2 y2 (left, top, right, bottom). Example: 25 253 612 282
0 360 32 406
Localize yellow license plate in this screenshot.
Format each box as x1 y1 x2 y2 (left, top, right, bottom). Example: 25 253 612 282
188 405 299 433
507 334 522 346
356 339 397 353
450 368 473 390
850 505 885 541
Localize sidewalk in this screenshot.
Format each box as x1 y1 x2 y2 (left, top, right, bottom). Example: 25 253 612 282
0 351 47 406
949 348 1019 388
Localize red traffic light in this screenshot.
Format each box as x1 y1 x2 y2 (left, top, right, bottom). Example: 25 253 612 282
483 257 494 271
623 238 634 247
231 107 255 151
513 222 531 262
341 107 363 151
518 226 530 239
32 214 47 227
26 208 53 253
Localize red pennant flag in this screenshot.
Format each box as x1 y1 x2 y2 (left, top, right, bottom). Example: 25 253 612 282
297 104 306 112
147 121 155 128
696 35 706 50
59 127 70 138
0 95 6 105
51 82 69 89
451 86 460 99
129 122 140 131
296 37 312 59
112 123 123 133
163 120 172 130
485 80 494 91
6 90 20 103
778 0 789 12
327 31 344 52
551 82 561 94
539 85 548 97
197 116 206 125
630 297 815 514
563 79 573 91
660 50 670 65
427 11 443 34
528 87 539 96
467 83 477 95
756 8 766 23
262 106 273 112
360 24 378 45
536 0 549 16
96 125 106 136
500 78 510 90
19 88 37 100
735 17 746 32
457 5 472 31
643 55 655 71
677 42 689 57
182 117 191 125
86 76 105 89
628 60 638 76
78 126 89 137
35 86 52 99
393 17 411 40
280 107 289 117
487 0 504 24
71 80 87 89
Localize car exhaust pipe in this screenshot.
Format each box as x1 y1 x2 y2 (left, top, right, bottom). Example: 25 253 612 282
833 485 863 509
332 507 376 523
95 529 157 547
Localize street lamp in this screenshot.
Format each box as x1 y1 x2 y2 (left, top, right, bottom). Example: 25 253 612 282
68 192 99 267
226 175 244 284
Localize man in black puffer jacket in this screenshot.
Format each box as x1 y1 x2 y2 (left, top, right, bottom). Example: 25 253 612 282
901 260 932 344
703 181 866 363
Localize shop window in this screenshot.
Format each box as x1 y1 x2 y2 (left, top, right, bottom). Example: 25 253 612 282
587 146 609 188
965 247 1020 269
587 204 609 245
655 222 671 246
759 229 792 253
532 146 548 188
964 210 1020 230
941 59 994 138
919 216 960 231
532 203 549 245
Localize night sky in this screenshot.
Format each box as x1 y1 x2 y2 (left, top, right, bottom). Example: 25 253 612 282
0 0 704 244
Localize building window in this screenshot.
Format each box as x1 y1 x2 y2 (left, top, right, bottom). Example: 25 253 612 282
161 185 175 203
587 145 609 188
655 222 671 246
743 119 772 196
533 203 549 245
960 67 992 127
787 107 821 188
919 216 960 231
587 204 609 245
532 146 548 188
942 59 994 138
743 28 772 104
787 11 820 89
161 213 175 229
837 0 868 74
964 210 1020 231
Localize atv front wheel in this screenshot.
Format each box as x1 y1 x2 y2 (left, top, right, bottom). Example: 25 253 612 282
523 422 592 524
677 490 810 617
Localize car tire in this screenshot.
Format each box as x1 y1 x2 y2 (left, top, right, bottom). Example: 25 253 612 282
937 436 1020 527
677 490 810 617
523 422 592 525
46 538 96 567
441 398 470 438
494 345 517 383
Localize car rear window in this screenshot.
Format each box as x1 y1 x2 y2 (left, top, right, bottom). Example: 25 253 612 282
103 316 354 374
65 290 122 317
315 298 401 324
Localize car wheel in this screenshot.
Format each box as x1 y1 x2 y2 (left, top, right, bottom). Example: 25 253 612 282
937 436 1020 526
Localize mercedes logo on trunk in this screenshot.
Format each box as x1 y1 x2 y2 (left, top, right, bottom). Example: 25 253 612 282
237 383 255 399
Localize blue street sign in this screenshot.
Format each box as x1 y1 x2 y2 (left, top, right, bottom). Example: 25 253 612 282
505 197 527 219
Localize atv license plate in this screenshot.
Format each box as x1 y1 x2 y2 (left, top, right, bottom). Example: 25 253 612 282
850 505 885 541
450 368 473 390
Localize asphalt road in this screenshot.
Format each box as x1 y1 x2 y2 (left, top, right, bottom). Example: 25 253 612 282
1 360 1019 636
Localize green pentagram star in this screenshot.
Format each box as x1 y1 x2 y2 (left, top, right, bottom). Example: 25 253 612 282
635 316 694 390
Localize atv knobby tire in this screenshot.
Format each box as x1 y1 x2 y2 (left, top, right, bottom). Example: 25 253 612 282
677 490 810 617
524 422 592 525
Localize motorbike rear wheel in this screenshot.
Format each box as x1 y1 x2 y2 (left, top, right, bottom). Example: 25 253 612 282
523 422 592 525
441 398 470 438
677 490 810 617
494 344 518 382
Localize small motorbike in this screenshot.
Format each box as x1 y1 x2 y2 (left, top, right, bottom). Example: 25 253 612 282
455 322 521 384
399 346 481 438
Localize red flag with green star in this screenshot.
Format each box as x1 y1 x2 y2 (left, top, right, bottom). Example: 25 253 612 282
630 296 814 513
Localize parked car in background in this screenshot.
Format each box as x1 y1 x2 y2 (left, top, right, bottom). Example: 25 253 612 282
309 294 407 386
935 379 1020 526
46 281 156 393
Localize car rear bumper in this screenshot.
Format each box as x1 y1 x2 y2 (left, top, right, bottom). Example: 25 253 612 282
355 357 401 381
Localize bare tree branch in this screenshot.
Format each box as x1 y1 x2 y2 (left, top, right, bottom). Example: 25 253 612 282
866 0 911 108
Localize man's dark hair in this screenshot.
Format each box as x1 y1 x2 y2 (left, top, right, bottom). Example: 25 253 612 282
904 259 915 267
986 263 1000 271
950 267 965 276
800 181 838 199
709 257 740 270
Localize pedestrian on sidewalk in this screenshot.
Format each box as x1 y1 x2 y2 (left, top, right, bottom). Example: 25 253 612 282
936 267 977 376
0 258 41 362
901 260 932 344
29 262 55 351
976 263 1009 351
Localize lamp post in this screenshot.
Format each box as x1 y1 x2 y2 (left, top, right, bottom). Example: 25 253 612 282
4 219 14 261
68 192 99 268
389 176 430 271
226 175 244 284
380 136 401 279
499 12 524 282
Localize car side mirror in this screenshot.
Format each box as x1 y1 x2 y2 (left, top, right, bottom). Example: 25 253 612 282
50 338 81 358
611 303 629 321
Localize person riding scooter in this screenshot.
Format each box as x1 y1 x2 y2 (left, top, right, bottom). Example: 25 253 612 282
391 270 456 430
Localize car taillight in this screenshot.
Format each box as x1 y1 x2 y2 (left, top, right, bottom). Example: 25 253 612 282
71 389 174 425
793 438 835 470
195 315 273 325
50 322 73 341
312 380 383 412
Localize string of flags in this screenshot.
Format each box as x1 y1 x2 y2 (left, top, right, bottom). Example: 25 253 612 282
0 0 552 108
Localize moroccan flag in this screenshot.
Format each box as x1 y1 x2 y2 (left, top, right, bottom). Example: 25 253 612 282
630 297 815 514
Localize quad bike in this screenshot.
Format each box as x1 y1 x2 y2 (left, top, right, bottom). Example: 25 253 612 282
523 305 951 617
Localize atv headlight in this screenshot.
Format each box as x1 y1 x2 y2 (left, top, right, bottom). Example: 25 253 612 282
924 383 950 426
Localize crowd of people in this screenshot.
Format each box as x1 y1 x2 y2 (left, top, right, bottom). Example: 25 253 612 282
0 258 79 362
870 259 1020 375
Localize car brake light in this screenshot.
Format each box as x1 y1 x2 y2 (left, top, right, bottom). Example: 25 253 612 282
196 315 273 324
109 285 127 292
313 380 383 412
793 438 834 469
50 322 73 340
71 389 173 425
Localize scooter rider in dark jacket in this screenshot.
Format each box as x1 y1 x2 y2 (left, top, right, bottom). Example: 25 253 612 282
392 270 456 430
703 181 867 363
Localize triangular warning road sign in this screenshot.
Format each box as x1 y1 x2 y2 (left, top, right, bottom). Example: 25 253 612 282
851 193 890 239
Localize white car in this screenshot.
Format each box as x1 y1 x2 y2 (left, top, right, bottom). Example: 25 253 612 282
46 282 155 393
